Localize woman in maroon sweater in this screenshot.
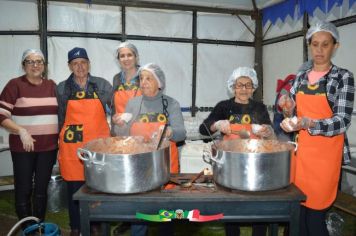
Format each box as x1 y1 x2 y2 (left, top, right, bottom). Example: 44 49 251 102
0 49 58 229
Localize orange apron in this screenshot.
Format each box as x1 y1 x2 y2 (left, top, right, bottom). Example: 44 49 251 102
113 83 141 114
58 92 110 181
131 121 179 173
293 92 344 209
224 124 258 140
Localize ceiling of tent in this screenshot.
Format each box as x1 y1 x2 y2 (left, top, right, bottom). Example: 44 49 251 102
136 0 285 10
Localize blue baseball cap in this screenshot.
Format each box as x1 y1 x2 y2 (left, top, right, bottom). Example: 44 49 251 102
68 47 89 62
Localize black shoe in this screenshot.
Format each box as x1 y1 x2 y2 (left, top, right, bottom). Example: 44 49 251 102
113 222 131 235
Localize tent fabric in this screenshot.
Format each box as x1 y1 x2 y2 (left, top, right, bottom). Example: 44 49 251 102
263 0 350 26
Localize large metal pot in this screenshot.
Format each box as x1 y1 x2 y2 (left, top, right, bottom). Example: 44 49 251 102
203 139 296 191
77 136 170 194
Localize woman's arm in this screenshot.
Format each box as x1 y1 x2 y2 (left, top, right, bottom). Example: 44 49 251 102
309 70 354 136
199 101 228 136
167 98 186 142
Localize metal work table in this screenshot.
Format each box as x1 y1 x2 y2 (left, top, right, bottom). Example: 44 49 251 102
74 175 305 236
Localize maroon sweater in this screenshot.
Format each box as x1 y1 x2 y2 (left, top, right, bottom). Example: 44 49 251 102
0 75 58 152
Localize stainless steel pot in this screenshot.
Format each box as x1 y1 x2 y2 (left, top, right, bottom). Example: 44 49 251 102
77 137 170 194
203 139 296 191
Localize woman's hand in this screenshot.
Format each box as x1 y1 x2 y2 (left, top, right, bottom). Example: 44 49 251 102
213 120 231 134
280 116 313 132
252 124 275 139
18 128 36 152
112 113 132 126
278 95 295 117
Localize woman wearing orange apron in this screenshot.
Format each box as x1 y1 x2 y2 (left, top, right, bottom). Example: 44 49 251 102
57 47 112 236
199 67 275 236
280 21 354 236
199 67 274 142
112 63 186 236
112 42 141 136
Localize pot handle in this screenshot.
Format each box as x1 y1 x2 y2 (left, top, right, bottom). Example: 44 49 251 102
288 141 298 151
202 147 223 165
202 149 212 165
77 148 92 161
210 155 223 165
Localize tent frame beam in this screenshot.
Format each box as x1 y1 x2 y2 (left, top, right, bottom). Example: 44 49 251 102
52 0 254 15
262 14 356 46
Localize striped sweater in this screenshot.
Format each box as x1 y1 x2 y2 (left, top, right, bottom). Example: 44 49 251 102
0 75 58 152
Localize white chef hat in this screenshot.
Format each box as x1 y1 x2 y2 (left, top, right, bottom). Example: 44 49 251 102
227 67 258 93
21 49 45 64
306 20 339 43
116 42 140 65
139 63 166 90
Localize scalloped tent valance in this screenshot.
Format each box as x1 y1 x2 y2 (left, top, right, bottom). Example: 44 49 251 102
263 0 356 25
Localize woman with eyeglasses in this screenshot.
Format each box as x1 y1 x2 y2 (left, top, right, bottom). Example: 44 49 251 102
199 67 273 236
199 66 274 141
0 49 58 230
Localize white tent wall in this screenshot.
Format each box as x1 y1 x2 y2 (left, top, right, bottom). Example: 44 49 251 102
0 1 256 108
129 40 193 108
0 0 38 30
126 8 192 38
47 2 121 33
0 0 256 149
195 12 255 108
197 13 255 41
196 44 255 107
262 37 303 106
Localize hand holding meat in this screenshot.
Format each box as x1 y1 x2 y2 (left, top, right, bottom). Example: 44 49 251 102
112 113 133 126
280 116 313 132
278 95 295 117
213 120 231 134
252 124 275 139
18 128 36 152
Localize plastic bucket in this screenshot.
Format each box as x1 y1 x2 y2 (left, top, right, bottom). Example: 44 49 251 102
22 222 60 236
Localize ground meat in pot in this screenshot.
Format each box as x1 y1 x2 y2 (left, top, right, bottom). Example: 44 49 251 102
84 136 169 154
216 139 295 153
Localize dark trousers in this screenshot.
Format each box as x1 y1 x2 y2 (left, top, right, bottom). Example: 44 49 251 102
66 180 85 230
11 150 57 223
299 205 329 236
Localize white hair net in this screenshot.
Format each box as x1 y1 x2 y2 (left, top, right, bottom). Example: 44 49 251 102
21 49 45 63
117 42 140 65
139 63 166 90
306 21 339 43
227 67 258 93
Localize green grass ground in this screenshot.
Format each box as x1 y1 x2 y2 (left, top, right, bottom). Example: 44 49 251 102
1 190 355 235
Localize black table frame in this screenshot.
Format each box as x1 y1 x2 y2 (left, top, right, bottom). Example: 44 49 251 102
74 183 305 236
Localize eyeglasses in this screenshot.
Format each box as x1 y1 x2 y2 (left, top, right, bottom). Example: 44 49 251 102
235 83 253 89
24 60 44 66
